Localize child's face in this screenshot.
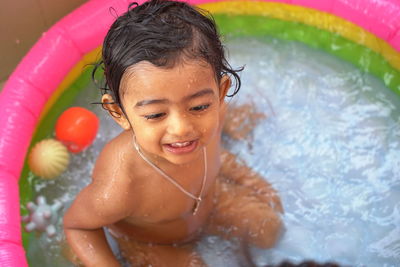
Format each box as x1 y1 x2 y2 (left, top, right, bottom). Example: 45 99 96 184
115 60 229 165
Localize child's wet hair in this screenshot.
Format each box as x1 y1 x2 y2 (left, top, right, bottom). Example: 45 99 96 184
93 0 243 110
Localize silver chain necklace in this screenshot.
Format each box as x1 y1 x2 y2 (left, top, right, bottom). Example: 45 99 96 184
133 137 207 215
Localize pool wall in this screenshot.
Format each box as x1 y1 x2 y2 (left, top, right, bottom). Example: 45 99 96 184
0 0 399 266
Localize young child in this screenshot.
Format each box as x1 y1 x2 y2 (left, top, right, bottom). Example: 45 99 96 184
63 0 283 266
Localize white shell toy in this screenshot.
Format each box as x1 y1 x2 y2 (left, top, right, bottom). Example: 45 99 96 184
28 138 70 179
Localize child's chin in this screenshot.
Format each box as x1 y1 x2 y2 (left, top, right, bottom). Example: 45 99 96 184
164 153 197 166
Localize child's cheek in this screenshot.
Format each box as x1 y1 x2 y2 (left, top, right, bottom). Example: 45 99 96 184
136 124 160 143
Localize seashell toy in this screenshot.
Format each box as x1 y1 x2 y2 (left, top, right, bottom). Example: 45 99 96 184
28 139 70 179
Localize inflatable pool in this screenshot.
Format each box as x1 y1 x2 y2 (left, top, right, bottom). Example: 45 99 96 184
0 0 399 266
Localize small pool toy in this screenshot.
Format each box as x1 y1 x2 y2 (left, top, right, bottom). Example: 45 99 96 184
28 139 70 179
22 196 63 237
55 107 99 153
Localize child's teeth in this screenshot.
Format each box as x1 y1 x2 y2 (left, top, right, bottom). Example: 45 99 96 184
171 141 190 147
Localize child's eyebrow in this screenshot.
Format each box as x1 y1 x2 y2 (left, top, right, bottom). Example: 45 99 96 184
135 98 168 107
185 88 214 101
135 89 214 108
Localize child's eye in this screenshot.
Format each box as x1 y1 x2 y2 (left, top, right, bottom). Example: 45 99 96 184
190 104 210 112
143 113 166 120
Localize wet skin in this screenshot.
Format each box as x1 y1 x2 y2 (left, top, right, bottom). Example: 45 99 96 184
102 61 229 243
63 60 282 266
63 60 230 265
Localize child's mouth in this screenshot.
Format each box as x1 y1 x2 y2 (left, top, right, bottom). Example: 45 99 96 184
164 140 198 154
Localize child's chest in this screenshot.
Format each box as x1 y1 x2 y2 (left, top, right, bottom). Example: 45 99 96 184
139 170 217 223
129 148 221 224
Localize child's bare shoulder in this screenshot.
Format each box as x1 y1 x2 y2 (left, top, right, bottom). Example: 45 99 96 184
88 131 138 203
92 130 134 181
73 131 138 221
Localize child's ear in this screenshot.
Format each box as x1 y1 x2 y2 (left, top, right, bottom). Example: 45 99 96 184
219 75 232 102
101 94 131 130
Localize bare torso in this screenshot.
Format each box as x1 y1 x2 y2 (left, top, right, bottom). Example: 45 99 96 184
63 103 283 267
95 130 221 245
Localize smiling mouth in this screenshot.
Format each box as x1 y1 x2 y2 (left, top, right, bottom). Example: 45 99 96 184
163 140 198 154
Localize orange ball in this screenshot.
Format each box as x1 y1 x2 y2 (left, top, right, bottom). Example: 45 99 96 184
55 107 99 153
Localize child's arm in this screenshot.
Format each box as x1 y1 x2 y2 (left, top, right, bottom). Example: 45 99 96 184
219 150 283 213
63 178 131 267
223 103 266 141
64 228 117 267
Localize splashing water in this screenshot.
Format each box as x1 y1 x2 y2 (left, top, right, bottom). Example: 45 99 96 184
219 37 400 267
26 37 400 267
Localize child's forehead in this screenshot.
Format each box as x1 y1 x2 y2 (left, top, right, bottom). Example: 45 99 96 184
127 59 213 75
120 60 218 93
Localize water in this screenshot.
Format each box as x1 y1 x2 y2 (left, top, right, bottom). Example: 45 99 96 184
25 37 400 266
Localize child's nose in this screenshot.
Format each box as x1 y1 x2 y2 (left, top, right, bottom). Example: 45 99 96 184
167 112 194 137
